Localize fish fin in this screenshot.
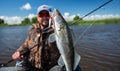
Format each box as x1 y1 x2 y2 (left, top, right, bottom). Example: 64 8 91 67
58 56 65 66
58 53 81 70
74 52 81 70
70 28 77 45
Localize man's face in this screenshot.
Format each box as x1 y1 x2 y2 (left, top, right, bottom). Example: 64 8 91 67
37 10 50 27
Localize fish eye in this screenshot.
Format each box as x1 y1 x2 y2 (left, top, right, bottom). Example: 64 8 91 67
56 26 61 31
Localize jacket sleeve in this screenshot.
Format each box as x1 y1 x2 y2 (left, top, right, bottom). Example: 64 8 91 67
16 37 29 52
16 27 35 52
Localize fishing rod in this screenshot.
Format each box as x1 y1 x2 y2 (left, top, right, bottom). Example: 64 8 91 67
0 49 30 68
72 0 113 25
0 0 113 68
73 0 113 46
0 44 39 68
0 27 53 68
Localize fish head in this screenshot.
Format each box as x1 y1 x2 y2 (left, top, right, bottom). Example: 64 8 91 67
52 9 67 32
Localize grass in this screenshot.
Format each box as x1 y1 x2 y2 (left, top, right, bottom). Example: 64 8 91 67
68 18 120 25
0 18 120 27
0 23 32 27
0 23 8 26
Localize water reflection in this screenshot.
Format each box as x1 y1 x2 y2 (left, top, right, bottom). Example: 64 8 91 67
0 24 120 71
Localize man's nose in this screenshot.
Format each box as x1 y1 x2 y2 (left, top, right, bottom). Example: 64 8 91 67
42 16 49 19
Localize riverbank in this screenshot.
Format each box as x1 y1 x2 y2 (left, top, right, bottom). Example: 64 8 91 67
68 18 120 25
0 18 120 27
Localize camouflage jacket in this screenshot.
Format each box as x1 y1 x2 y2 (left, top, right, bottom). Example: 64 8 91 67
17 23 60 71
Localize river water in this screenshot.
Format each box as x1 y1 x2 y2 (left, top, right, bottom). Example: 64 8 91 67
0 24 120 71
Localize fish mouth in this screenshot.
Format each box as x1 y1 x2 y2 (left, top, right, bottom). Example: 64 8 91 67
53 9 66 31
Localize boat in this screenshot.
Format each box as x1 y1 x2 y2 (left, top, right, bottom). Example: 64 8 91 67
0 67 25 71
0 65 62 71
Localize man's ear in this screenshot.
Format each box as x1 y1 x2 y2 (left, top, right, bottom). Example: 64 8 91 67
37 15 39 20
37 15 38 18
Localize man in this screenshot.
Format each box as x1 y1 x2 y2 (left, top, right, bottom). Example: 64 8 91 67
12 5 60 71
12 5 82 71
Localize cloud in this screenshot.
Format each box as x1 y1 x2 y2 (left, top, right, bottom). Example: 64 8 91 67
26 14 36 19
0 14 36 25
63 12 75 21
0 16 23 25
20 3 32 10
63 12 82 21
1 13 120 25
63 12 120 21
84 14 120 20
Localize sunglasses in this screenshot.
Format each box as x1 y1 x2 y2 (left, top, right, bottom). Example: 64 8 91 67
38 12 50 17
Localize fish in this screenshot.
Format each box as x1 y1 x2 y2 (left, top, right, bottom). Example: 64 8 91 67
52 9 81 71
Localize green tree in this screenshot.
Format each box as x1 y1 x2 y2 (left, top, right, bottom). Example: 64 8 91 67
32 17 38 23
73 15 80 21
21 18 31 25
0 18 4 24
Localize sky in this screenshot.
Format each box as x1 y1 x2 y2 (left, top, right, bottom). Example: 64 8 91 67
0 0 120 24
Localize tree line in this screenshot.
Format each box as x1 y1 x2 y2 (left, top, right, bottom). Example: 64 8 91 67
0 15 80 26
0 18 4 24
20 17 38 26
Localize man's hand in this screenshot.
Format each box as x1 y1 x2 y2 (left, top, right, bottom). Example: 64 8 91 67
12 51 24 60
51 25 54 29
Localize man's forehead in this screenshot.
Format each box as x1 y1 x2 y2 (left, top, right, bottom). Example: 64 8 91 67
39 10 49 13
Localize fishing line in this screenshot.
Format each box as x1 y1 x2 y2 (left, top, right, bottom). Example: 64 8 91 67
72 0 113 25
74 23 93 46
73 0 113 46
